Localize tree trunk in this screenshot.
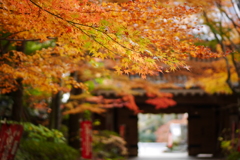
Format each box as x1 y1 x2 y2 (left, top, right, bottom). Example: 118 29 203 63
68 112 81 149
68 72 82 149
11 78 23 121
11 42 25 122
49 91 62 130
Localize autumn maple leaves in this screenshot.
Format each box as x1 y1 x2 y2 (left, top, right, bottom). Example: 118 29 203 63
0 0 226 113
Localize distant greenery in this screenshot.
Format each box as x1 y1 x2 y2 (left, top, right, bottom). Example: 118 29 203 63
138 114 181 142
139 132 156 142
138 114 164 142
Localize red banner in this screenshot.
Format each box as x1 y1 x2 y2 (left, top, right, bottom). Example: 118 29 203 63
0 124 23 160
119 124 125 139
80 121 92 159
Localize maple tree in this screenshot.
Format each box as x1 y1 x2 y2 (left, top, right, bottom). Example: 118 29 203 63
177 0 240 95
149 0 239 95
0 0 216 92
0 0 222 125
0 0 228 152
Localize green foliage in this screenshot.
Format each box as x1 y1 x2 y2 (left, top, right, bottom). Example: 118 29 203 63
83 110 92 120
22 122 66 143
15 140 79 160
85 80 95 92
9 122 79 160
220 138 240 160
93 130 128 160
138 113 165 142
219 129 240 160
0 95 13 119
84 76 105 92
25 41 55 55
195 40 218 51
226 151 240 160
138 131 156 142
24 87 50 97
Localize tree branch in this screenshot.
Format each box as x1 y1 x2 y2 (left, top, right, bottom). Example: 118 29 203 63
231 0 240 20
28 0 139 54
203 11 236 93
0 37 56 41
216 4 240 35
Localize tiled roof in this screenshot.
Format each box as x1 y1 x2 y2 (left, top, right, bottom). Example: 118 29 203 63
95 88 207 96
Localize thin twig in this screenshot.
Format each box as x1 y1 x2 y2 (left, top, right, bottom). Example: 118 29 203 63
28 0 139 54
231 0 240 20
203 11 235 93
0 37 56 41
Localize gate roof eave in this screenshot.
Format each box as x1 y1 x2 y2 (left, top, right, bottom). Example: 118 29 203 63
95 88 207 97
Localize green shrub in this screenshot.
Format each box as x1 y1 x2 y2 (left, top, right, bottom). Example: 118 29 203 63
15 140 79 160
22 122 66 143
219 128 240 160
11 122 79 160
